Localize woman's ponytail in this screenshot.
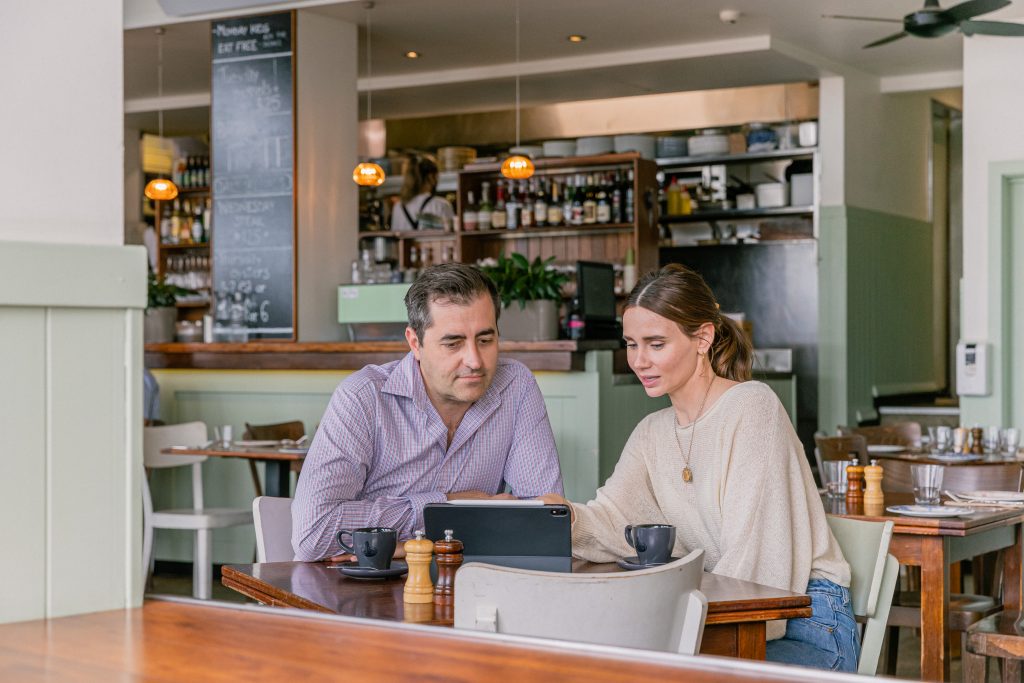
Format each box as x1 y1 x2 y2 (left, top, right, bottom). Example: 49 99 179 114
711 315 752 382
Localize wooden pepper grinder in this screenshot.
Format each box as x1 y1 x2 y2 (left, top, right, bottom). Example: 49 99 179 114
846 458 864 504
403 530 434 604
863 459 884 506
433 529 464 607
971 426 985 455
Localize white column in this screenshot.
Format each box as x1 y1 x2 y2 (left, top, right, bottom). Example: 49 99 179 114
296 11 359 341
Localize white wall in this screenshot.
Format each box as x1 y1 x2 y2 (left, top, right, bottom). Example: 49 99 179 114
0 3 124 246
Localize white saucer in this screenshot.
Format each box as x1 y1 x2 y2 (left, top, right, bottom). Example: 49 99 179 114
616 556 680 571
867 444 905 454
886 504 973 518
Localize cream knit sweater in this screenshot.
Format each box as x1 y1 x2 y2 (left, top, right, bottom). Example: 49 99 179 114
572 381 850 640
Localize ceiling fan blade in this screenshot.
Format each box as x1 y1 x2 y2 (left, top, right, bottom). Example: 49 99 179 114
945 0 1010 22
863 31 910 48
822 14 903 23
961 19 1024 35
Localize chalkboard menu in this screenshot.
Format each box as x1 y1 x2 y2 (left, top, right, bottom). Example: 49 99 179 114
211 12 295 339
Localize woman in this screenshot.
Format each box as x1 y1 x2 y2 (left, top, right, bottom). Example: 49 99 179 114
390 154 454 232
541 264 857 672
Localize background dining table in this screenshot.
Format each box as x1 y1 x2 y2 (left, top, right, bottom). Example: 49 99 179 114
825 491 1024 681
161 444 306 497
221 560 811 661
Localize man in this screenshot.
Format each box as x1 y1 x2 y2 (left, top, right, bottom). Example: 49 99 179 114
292 263 563 561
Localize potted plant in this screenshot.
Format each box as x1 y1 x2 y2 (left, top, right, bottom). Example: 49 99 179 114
145 270 192 343
480 253 568 341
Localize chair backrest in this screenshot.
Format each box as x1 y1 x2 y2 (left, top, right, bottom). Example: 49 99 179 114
143 421 209 469
454 549 708 655
839 422 922 448
253 496 294 562
244 420 305 442
878 459 1023 493
826 516 898 675
815 434 868 463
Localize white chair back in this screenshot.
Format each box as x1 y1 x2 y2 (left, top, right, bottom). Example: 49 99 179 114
253 496 294 562
143 421 209 469
826 515 899 675
454 549 707 655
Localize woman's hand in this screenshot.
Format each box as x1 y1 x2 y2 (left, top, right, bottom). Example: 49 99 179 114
537 493 575 524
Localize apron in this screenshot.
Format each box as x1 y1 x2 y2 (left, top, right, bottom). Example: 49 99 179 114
399 192 435 230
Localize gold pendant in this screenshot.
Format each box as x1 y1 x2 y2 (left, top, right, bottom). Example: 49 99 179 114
682 466 693 483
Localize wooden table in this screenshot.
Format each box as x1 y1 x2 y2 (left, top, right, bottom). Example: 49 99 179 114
826 491 1024 681
0 599 853 682
162 445 305 497
221 560 812 660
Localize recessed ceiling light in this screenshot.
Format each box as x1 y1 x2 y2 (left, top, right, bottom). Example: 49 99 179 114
404 50 420 59
567 35 586 43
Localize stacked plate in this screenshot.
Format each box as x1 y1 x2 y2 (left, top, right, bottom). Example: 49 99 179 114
437 146 477 171
510 145 544 159
542 140 577 157
656 136 688 158
576 136 613 156
613 134 655 159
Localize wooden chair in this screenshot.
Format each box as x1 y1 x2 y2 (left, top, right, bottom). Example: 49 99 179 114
454 550 708 655
814 434 868 483
242 420 306 497
143 422 252 599
252 496 294 563
964 611 1024 682
825 516 899 675
839 421 922 448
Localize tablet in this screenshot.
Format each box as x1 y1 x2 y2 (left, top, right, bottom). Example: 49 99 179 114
423 502 572 572
447 498 543 507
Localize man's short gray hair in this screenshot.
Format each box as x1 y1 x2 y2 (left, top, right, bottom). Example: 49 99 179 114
404 263 501 342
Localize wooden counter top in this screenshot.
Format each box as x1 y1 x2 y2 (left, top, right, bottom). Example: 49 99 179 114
145 340 622 372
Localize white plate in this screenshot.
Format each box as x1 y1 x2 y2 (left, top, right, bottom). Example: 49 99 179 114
929 454 982 462
867 444 906 454
886 505 974 518
959 490 1024 503
233 439 279 447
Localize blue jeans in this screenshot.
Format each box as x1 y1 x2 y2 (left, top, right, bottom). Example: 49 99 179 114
765 579 861 673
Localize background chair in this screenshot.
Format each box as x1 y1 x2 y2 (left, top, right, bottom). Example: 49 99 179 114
839 421 922 449
253 496 294 563
454 550 707 655
143 422 252 599
814 433 868 484
826 516 899 675
242 420 306 496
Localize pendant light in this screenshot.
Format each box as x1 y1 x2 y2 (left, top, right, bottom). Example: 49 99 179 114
353 2 386 187
501 0 534 180
144 27 179 202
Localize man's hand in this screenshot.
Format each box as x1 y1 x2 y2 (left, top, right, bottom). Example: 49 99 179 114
446 490 517 501
326 546 407 564
537 493 575 523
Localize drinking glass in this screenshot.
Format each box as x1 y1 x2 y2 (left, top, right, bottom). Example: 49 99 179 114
911 464 943 505
1002 427 1021 456
934 426 953 453
822 460 851 498
214 424 233 447
983 426 1000 454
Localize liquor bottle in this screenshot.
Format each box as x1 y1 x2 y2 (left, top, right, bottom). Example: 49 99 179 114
506 181 520 230
463 190 479 232
170 198 182 244
595 175 611 224
611 171 623 223
203 156 211 188
582 174 597 225
534 179 548 227
547 180 563 226
492 181 507 229
562 176 574 225
521 181 535 228
407 246 420 282
624 169 635 223
478 182 493 231
160 202 172 244
192 201 205 243
203 198 212 242
570 175 584 226
186 157 196 188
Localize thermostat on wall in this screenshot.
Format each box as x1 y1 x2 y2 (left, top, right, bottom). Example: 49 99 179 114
956 341 990 396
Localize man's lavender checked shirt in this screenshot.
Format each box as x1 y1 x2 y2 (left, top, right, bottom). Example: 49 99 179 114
291 352 563 561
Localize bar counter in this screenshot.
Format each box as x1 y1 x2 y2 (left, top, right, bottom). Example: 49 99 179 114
145 339 624 372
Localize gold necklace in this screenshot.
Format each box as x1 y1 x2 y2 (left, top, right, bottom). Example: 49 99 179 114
674 375 715 483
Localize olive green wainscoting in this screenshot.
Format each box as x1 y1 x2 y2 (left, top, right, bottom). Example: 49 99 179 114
818 205 941 432
150 350 667 565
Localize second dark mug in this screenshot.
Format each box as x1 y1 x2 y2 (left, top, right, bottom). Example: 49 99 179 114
624 523 676 566
336 527 397 570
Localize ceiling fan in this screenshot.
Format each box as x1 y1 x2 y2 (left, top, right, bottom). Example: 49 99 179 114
824 0 1024 48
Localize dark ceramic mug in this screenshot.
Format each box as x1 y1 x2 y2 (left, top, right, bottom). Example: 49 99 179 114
624 523 676 566
336 527 397 570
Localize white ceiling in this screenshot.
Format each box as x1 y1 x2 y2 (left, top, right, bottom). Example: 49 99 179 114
124 0 1023 133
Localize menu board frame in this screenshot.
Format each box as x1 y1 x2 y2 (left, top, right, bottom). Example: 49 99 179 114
210 11 297 341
